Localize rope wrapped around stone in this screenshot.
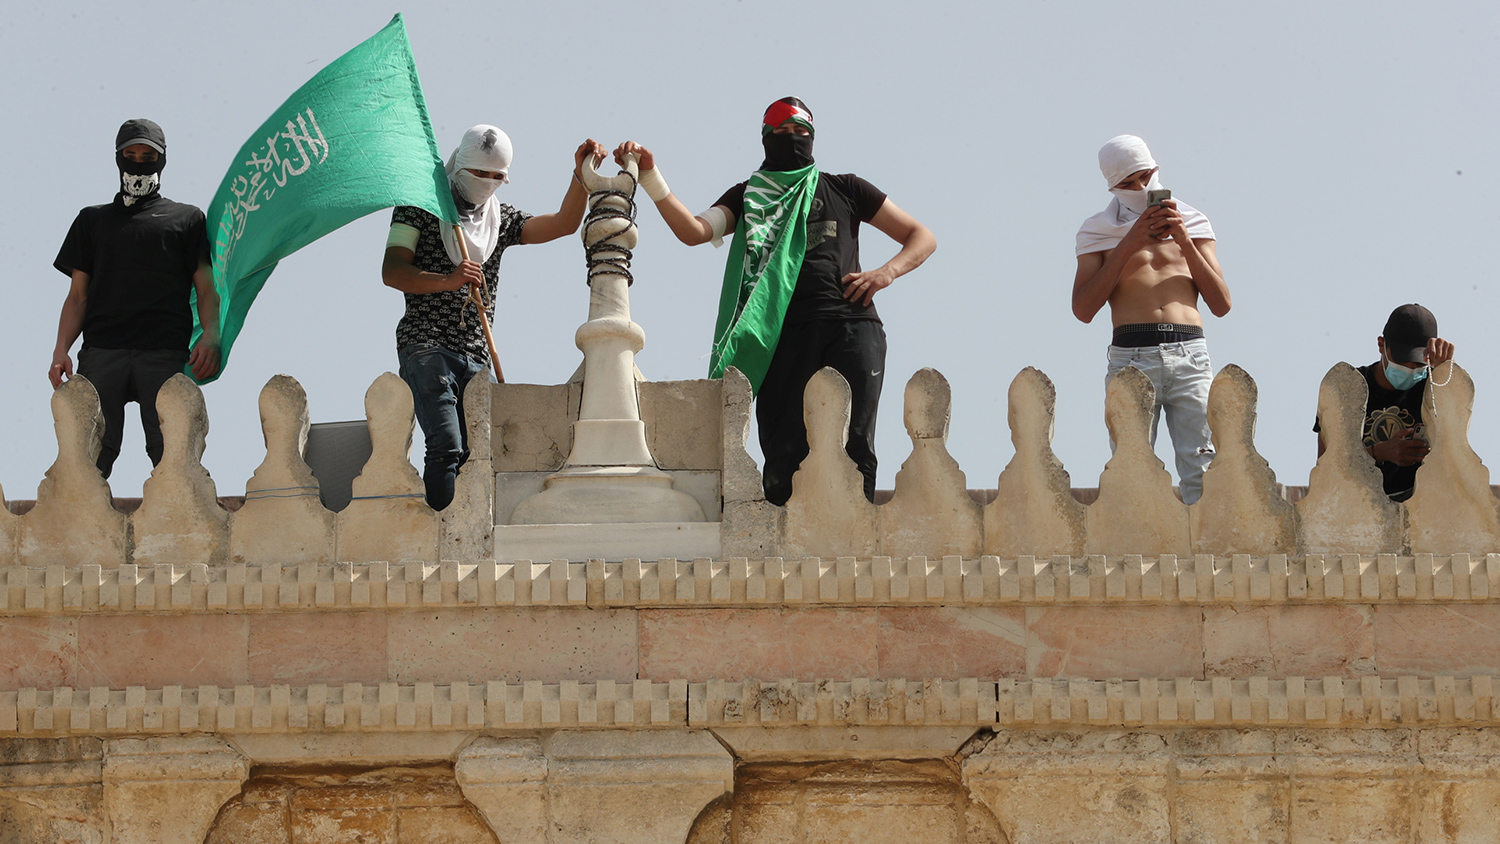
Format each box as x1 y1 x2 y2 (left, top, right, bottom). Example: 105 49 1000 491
582 174 638 287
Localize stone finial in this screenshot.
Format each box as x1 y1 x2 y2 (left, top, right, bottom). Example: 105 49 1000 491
229 375 334 564
1406 362 1500 553
783 367 878 558
0 481 16 565
1087 366 1190 557
986 367 1087 558
722 366 783 558
1191 365 1297 555
337 372 438 563
131 374 228 565
1298 363 1403 553
443 368 497 561
882 368 981 558
20 375 127 566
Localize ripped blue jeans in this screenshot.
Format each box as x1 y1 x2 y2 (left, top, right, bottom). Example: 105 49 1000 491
1105 338 1215 504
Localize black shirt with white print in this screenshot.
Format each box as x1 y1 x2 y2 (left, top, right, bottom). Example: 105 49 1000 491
391 204 530 365
715 173 887 325
1312 362 1427 500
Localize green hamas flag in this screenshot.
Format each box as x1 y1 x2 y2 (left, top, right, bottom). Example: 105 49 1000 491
194 13 456 383
709 164 819 393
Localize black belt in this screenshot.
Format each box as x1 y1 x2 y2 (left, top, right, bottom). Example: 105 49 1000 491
1112 322 1204 348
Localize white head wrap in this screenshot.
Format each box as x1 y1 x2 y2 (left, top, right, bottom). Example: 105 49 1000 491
441 125 514 264
1076 134 1215 255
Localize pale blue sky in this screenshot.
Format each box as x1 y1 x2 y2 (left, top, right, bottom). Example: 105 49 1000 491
3 0 1496 499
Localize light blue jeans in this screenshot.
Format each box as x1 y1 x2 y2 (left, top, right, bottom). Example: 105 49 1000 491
1105 338 1215 504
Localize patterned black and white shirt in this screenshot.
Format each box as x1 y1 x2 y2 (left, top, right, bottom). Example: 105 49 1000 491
391 204 531 364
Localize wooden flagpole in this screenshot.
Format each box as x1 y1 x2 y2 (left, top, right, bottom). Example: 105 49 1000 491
453 225 505 383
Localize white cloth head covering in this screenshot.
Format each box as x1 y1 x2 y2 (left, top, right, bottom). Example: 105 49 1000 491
441 125 514 264
1076 135 1215 255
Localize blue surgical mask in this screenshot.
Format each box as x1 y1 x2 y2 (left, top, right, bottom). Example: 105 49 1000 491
1384 357 1429 391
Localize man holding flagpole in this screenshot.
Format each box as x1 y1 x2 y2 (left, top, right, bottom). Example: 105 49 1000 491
615 98 935 505
383 126 604 510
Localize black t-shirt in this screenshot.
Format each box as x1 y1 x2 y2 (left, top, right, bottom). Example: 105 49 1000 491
714 172 887 325
54 193 208 351
1312 362 1426 498
390 204 530 364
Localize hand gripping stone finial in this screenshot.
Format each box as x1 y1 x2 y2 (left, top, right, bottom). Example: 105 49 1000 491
508 152 704 526
987 367 1086 558
883 368 980 558
1088 367 1190 557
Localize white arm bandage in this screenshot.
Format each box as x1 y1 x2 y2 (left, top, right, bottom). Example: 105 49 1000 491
386 223 420 252
698 205 730 248
637 166 670 202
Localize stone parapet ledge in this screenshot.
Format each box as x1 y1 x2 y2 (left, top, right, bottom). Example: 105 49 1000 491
2 553 1497 614
1 676 1497 737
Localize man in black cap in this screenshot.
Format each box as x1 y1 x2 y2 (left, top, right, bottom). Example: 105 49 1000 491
51 119 221 478
1315 304 1455 501
612 98 936 505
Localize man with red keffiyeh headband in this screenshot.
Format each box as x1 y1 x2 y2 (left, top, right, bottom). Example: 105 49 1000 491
615 97 936 506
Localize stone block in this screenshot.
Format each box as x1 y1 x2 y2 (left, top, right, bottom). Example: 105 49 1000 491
1289 779 1414 844
230 375 336 565
1204 605 1375 678
639 608 879 681
19 377 127 568
0 617 79 692
1406 362 1500 554
1415 780 1500 844
76 614 248 690
1299 364 1403 554
1373 604 1500 676
1026 606 1203 679
103 736 248 844
641 379 722 471
1192 365 1298 556
338 373 439 564
492 382 572 472
1087 367 1190 558
783 369 879 559
881 369 982 559
985 368 1086 559
387 608 637 684
875 607 1027 679
248 611 388 686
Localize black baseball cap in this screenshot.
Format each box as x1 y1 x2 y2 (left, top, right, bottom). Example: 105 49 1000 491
115 119 166 154
1382 304 1437 364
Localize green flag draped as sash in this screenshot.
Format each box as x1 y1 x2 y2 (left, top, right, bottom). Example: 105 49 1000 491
709 164 819 393
194 13 456 383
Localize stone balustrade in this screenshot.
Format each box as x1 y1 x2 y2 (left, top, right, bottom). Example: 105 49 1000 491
1 359 1498 567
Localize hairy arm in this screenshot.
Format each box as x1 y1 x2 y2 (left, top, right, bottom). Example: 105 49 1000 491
49 271 89 387
382 246 480 295
842 199 937 306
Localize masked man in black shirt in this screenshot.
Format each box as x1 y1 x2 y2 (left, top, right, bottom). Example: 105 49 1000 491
615 98 936 505
51 119 221 478
1314 304 1455 501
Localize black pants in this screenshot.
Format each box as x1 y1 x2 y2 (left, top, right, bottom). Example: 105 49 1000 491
757 319 886 506
77 347 189 479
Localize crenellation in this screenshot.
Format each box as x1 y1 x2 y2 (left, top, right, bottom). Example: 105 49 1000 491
131 375 229 567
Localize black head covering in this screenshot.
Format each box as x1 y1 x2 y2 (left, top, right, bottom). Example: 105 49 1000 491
760 97 815 171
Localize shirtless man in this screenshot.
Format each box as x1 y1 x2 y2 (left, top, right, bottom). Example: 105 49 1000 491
1071 135 1230 504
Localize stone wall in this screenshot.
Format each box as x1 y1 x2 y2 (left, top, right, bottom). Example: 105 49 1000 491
2 361 1499 841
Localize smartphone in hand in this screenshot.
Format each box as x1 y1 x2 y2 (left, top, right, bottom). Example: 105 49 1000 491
1147 188 1172 207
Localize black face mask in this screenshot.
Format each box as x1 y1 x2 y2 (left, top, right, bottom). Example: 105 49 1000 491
760 132 814 171
116 151 166 205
